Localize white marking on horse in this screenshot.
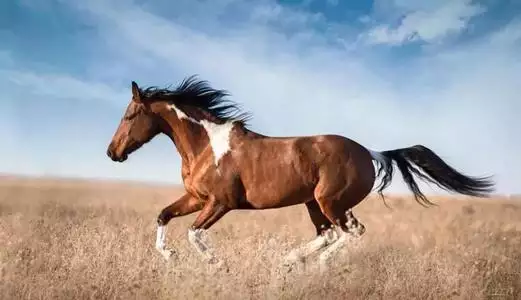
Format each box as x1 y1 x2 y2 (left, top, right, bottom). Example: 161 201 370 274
155 225 173 260
283 227 338 267
319 229 348 272
156 225 166 249
167 103 234 166
319 210 365 272
168 104 198 123
188 229 205 251
283 234 329 265
188 229 221 264
200 120 234 166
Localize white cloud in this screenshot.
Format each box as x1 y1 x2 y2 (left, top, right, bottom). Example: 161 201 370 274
2 69 128 107
489 19 521 46
364 0 486 45
3 0 520 194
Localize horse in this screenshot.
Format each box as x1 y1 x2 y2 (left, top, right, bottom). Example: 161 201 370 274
106 75 495 270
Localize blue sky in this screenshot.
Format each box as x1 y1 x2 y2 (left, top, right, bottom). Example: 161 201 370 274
1 0 520 194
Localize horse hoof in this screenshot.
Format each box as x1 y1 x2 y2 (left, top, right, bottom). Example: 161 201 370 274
158 248 175 260
282 252 303 266
280 256 304 274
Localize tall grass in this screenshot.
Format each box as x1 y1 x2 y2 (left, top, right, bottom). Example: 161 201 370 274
1 177 520 299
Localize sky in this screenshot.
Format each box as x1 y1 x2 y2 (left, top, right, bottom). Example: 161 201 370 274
1 0 520 194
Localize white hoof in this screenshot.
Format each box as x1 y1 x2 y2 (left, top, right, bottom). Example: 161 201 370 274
282 251 302 266
157 247 175 260
280 252 307 274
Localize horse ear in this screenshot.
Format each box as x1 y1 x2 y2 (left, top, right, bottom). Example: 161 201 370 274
131 81 142 103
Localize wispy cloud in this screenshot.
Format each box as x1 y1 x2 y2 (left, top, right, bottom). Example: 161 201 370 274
363 0 485 45
1 0 520 193
489 18 521 46
3 69 127 106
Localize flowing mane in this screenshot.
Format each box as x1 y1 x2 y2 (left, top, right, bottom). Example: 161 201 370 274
139 75 252 125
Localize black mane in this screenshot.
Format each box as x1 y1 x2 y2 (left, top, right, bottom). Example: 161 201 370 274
139 75 251 125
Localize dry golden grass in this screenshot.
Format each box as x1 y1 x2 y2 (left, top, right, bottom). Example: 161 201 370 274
1 175 520 299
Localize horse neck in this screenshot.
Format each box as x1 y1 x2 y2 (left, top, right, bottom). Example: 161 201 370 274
159 110 210 165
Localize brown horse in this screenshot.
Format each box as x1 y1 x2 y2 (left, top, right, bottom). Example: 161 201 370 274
106 76 494 270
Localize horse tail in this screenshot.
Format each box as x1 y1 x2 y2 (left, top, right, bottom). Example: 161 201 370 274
369 145 495 206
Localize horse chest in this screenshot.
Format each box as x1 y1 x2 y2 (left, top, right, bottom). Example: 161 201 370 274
182 163 221 199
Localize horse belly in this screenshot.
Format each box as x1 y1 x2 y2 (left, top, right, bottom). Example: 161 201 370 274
242 167 316 209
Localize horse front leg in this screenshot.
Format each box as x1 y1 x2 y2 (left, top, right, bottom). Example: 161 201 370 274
155 193 204 260
187 198 230 265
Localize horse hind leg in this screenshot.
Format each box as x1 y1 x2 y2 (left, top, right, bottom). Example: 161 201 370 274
282 201 337 268
313 190 366 271
345 208 365 237
318 208 366 272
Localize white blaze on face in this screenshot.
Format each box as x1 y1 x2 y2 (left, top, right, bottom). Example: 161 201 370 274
167 104 234 166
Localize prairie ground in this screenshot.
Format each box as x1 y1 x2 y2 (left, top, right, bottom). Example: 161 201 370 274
0 175 520 299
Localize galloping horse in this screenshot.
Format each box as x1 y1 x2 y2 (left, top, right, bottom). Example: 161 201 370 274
106 76 494 269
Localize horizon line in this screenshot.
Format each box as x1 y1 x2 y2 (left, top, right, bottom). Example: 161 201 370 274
0 172 517 199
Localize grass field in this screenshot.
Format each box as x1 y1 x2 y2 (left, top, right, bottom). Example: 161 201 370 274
0 175 520 299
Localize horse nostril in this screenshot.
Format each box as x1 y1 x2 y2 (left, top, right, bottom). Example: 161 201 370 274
107 149 113 158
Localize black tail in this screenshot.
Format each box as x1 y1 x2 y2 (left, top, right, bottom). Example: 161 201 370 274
372 145 495 206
